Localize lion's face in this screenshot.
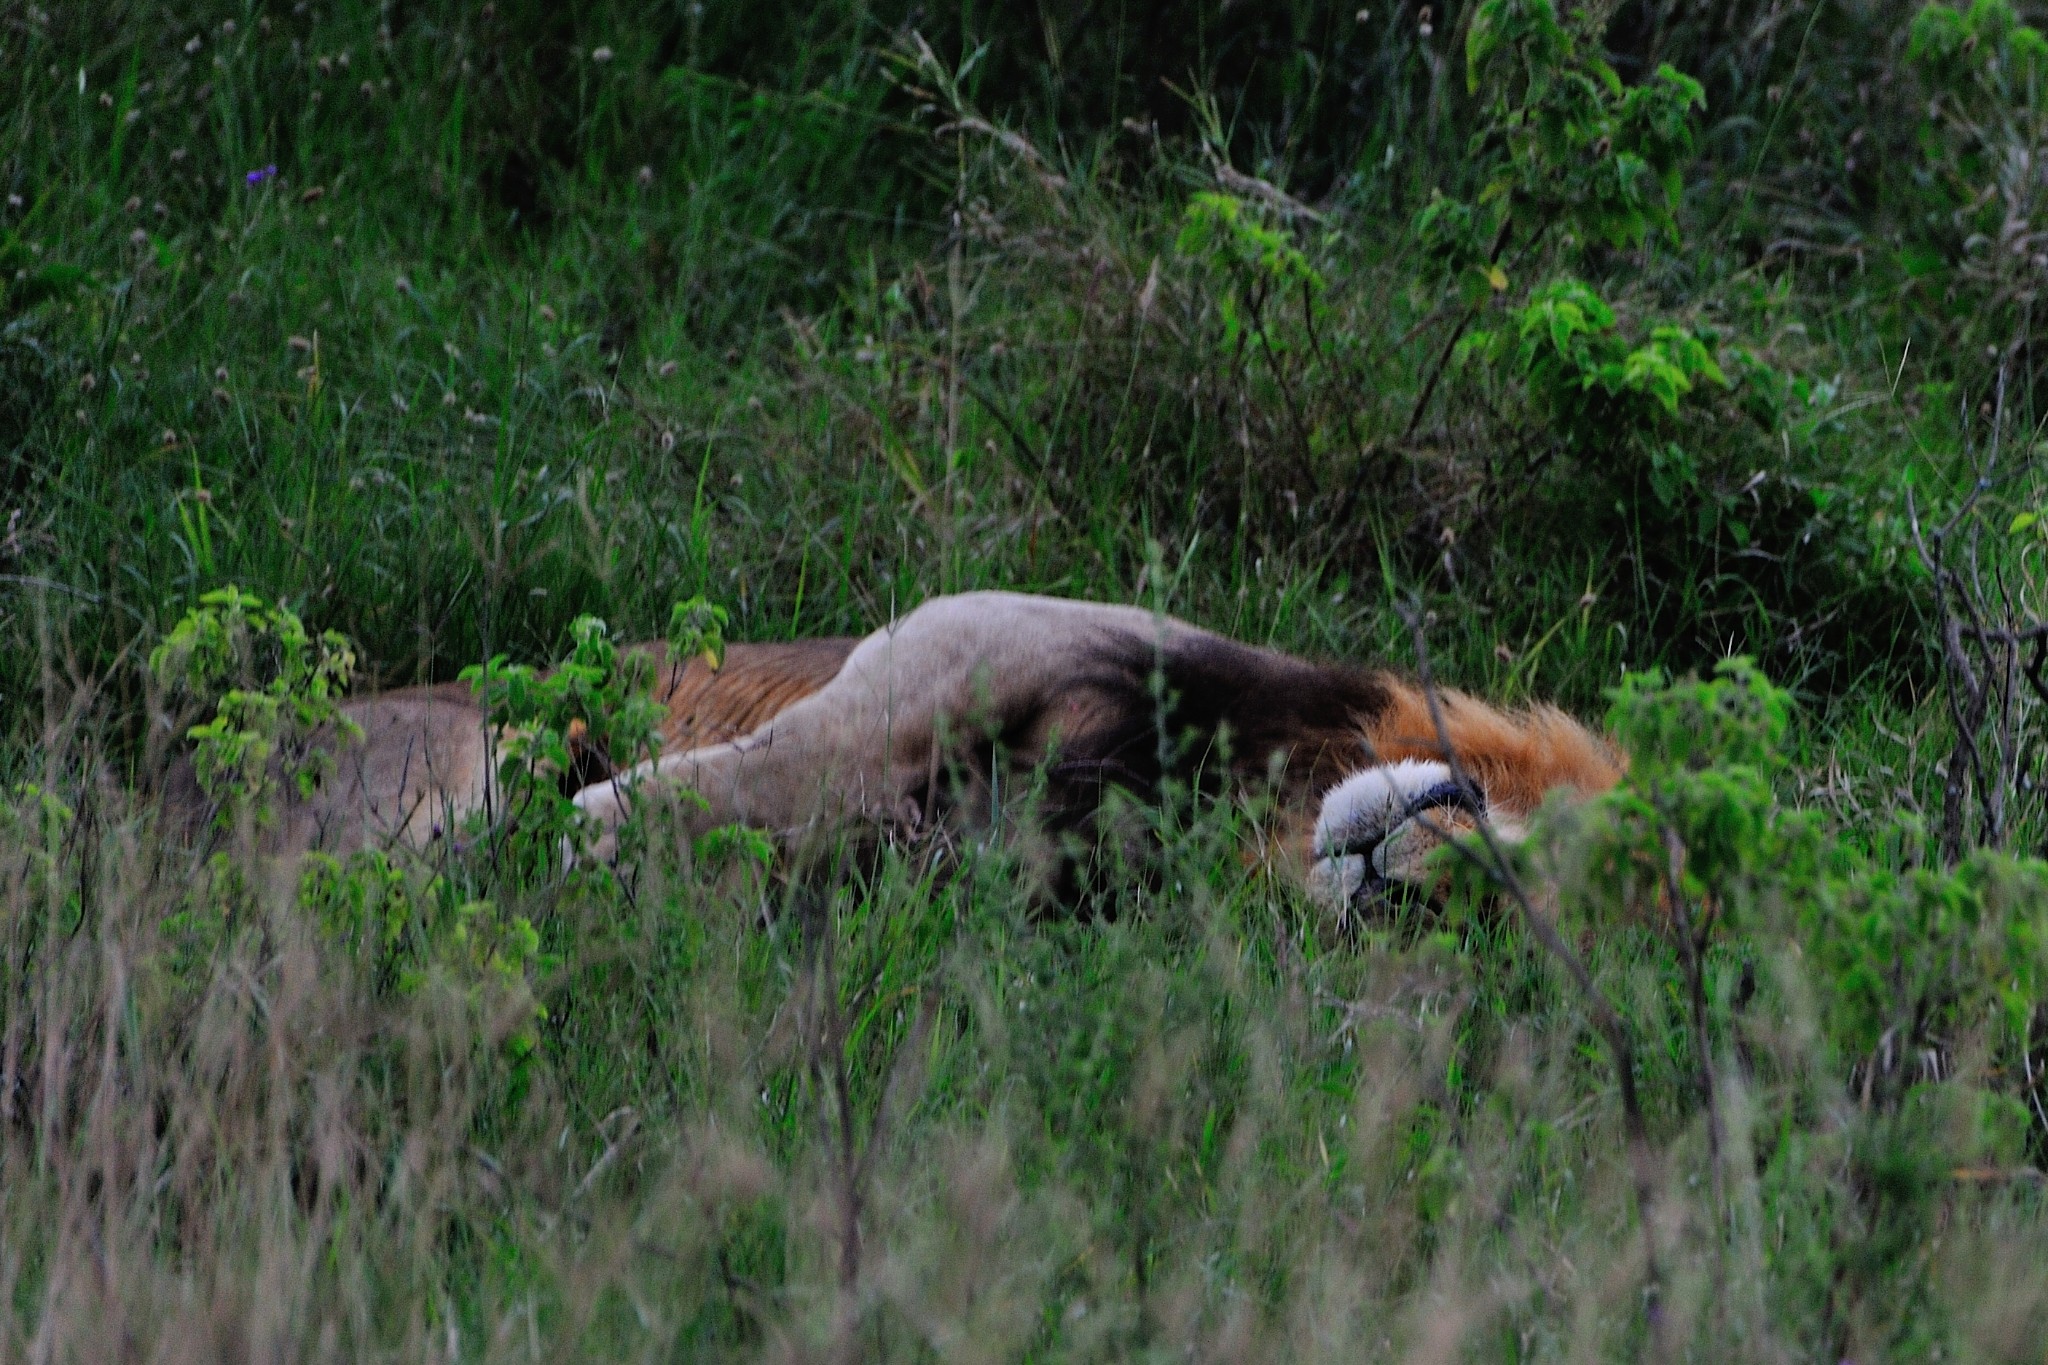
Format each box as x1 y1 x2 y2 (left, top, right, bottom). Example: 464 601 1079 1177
1309 759 1508 915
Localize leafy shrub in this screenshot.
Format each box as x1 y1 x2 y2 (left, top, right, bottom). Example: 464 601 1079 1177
297 848 551 1087
148 587 360 828
1524 660 2048 1156
1420 0 1726 455
1460 0 1706 253
665 594 730 672
454 597 742 879
1408 0 1706 306
1903 0 2048 361
1175 191 1327 355
459 613 665 877
1398 0 1743 527
1458 278 1729 504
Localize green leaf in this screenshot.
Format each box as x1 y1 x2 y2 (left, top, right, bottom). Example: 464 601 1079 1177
1456 264 1496 308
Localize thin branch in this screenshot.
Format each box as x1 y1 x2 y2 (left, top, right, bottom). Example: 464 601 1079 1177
1906 338 2048 863
1660 825 1725 1220
1400 215 1519 443
1396 599 1667 1354
1957 622 2048 643
1400 303 1479 444
1240 282 1317 470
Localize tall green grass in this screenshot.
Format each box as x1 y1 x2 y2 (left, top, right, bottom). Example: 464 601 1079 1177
5 0 2048 1359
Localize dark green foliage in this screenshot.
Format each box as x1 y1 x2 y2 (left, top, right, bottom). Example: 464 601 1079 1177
1900 0 2048 365
1549 661 2048 1116
1462 0 1706 250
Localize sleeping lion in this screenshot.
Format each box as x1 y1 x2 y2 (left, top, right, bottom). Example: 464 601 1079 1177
166 591 1623 912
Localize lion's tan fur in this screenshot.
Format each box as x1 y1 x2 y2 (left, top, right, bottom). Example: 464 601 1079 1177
162 681 495 855
162 642 855 857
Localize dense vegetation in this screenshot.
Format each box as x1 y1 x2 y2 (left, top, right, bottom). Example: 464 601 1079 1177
6 0 2048 1357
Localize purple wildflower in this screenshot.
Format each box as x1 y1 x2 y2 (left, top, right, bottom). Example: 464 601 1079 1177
245 164 277 185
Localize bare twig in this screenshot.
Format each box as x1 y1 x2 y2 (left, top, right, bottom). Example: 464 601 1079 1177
1210 161 1324 223
2023 1014 2048 1143
934 116 1069 194
1240 281 1317 470
1906 343 2048 862
1955 622 2048 643
567 1107 639 1205
1396 599 1667 1355
1660 825 1725 1220
1400 216 1518 444
0 575 101 602
799 927 865 1296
